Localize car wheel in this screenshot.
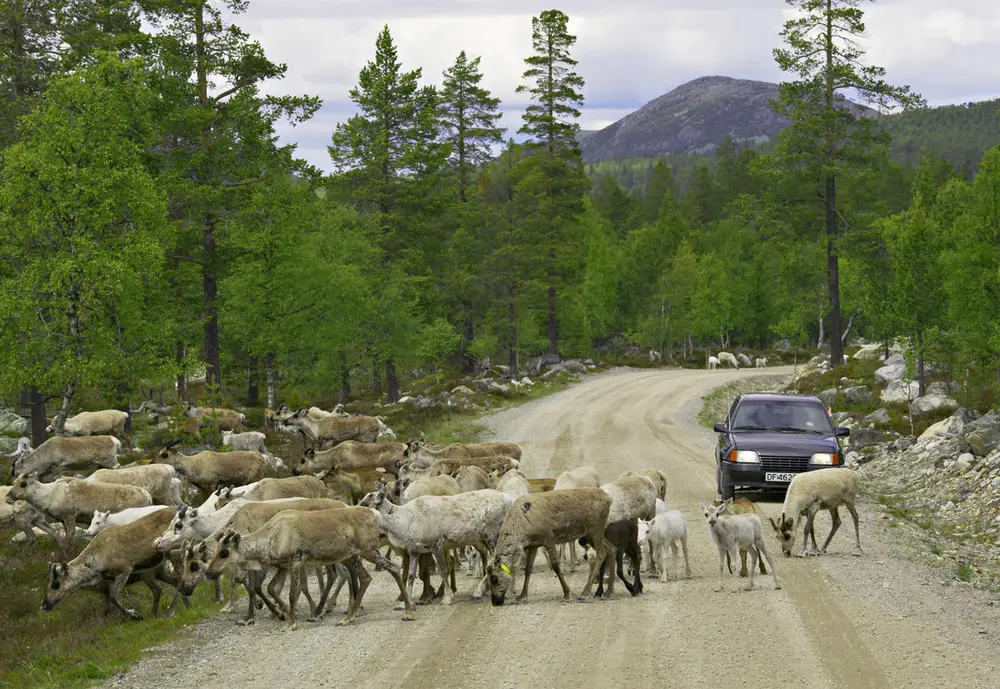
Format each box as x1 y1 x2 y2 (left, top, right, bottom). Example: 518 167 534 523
720 478 735 501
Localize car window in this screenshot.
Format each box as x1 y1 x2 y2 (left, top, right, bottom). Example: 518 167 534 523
732 399 833 433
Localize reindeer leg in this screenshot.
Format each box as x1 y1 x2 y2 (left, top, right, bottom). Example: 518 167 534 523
847 502 862 556
364 548 415 621
109 571 142 620
515 547 539 603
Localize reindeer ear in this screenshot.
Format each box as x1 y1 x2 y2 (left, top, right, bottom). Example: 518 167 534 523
768 516 780 531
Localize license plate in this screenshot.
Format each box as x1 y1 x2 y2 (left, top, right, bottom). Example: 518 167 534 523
766 472 794 482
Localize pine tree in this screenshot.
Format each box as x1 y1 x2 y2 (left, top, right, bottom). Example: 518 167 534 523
439 51 504 203
769 0 924 367
329 25 448 401
514 9 588 355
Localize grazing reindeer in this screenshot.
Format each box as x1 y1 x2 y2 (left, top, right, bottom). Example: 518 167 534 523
701 501 780 592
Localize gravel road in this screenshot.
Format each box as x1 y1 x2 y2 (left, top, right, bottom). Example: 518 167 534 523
107 366 1000 688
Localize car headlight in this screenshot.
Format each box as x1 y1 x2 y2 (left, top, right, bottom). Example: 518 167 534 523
810 452 836 465
730 450 760 463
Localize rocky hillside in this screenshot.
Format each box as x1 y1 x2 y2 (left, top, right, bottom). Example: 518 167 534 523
580 75 999 168
580 76 796 162
787 345 1000 590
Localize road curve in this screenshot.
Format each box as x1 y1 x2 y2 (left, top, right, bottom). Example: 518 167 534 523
108 367 1000 689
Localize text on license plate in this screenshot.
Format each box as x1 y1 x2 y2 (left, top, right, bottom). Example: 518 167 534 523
766 472 794 482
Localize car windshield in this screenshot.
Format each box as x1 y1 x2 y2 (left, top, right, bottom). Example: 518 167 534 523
731 399 834 434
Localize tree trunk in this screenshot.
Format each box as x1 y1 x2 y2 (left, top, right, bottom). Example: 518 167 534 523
265 354 277 410
203 215 221 392
28 387 47 449
175 341 187 402
817 311 825 350
508 291 519 377
386 359 399 404
372 362 382 396
247 358 259 407
461 316 475 374
916 330 926 397
52 381 76 436
547 285 558 356
339 347 351 404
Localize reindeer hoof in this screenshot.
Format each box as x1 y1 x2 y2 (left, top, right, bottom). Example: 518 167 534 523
852 549 863 557
401 612 416 622
336 617 352 627
235 618 255 627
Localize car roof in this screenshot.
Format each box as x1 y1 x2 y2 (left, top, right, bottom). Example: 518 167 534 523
735 393 824 404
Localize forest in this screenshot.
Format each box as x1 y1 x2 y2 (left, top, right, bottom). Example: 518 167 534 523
1 0 999 424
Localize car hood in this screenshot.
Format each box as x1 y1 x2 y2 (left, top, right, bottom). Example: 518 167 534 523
732 432 838 455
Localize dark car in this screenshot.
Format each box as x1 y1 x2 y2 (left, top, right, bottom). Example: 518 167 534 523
713 393 850 500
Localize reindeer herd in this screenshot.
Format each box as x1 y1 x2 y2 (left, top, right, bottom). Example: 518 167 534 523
4 401 864 633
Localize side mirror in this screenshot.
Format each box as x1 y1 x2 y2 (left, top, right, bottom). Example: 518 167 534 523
713 423 729 434
834 426 850 437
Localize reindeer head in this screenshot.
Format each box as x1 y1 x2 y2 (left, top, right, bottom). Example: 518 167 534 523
486 554 514 606
42 561 71 611
207 530 241 580
637 518 652 547
8 474 38 501
178 540 213 595
156 440 182 462
768 514 796 557
700 501 727 528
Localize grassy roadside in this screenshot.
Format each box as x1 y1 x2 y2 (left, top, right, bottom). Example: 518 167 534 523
696 375 789 429
0 368 587 688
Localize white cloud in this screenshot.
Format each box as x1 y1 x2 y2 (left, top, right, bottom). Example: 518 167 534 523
233 0 1000 171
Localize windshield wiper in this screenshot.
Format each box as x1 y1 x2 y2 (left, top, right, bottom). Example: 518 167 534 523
773 426 826 434
732 425 768 431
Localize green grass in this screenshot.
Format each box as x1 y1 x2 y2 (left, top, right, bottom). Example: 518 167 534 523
930 543 942 556
956 561 974 582
0 535 219 688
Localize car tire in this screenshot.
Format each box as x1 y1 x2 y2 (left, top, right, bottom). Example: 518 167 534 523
720 477 735 501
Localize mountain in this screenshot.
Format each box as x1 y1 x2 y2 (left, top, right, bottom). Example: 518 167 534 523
580 76 793 162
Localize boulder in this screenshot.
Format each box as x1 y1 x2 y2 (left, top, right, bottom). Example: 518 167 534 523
847 427 896 451
962 412 1000 458
911 394 959 414
853 343 884 361
818 388 840 406
561 360 587 374
918 415 965 442
875 356 906 385
881 380 919 403
864 408 891 425
450 386 473 396
926 381 953 397
526 353 561 375
843 386 874 404
0 409 28 436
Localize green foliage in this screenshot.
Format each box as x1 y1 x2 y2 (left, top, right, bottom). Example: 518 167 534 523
0 55 171 401
440 51 504 202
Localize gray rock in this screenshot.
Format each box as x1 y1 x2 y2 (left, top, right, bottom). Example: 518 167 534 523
831 411 852 424
526 353 561 375
561 360 587 374
451 385 473 396
848 427 897 451
818 388 840 406
853 343 884 361
962 412 1000 457
926 381 953 397
881 380 919 403
875 361 906 385
911 394 959 414
864 408 891 425
843 386 874 404
919 415 965 442
0 409 28 436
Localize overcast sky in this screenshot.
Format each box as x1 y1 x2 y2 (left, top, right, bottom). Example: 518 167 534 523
228 1 1000 172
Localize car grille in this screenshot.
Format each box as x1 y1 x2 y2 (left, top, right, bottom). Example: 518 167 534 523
760 455 812 472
